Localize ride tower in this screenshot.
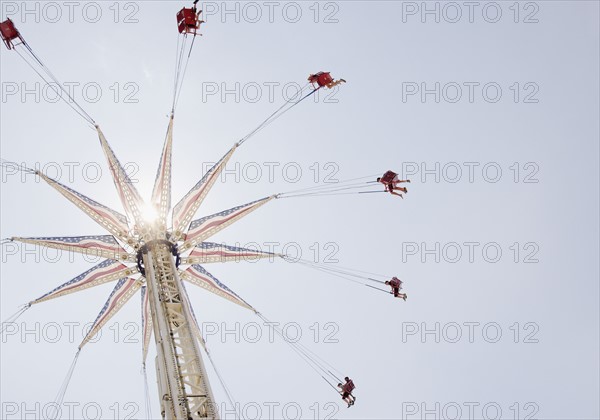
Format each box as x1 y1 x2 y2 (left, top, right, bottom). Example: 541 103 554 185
137 223 217 419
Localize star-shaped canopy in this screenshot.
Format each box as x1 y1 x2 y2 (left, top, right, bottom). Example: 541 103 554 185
10 117 280 360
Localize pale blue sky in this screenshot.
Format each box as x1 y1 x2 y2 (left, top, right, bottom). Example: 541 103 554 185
1 1 599 419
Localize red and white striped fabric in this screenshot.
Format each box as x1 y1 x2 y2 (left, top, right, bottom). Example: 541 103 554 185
181 196 275 251
184 241 277 264
31 259 135 305
180 265 254 311
38 172 130 239
80 277 142 349
151 117 174 226
11 235 132 262
172 145 237 239
96 127 144 227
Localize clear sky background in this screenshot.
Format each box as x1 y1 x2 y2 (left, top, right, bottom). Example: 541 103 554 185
1 1 599 419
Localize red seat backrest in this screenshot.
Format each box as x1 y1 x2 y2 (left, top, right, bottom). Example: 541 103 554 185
317 72 333 86
176 8 198 33
343 380 355 393
0 19 19 41
380 170 397 184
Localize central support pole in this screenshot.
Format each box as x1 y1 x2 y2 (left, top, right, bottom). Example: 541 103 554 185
142 240 218 419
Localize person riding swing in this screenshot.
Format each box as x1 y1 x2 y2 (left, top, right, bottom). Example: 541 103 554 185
377 170 410 198
385 277 407 301
337 376 356 407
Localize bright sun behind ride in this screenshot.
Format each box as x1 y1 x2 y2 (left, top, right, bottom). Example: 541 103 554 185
141 204 159 225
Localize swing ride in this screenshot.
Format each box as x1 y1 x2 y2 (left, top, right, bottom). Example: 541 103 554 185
1 3 411 419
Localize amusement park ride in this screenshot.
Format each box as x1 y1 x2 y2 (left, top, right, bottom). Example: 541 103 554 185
1 2 409 419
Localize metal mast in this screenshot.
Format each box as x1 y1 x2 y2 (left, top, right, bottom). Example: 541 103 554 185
141 238 218 419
